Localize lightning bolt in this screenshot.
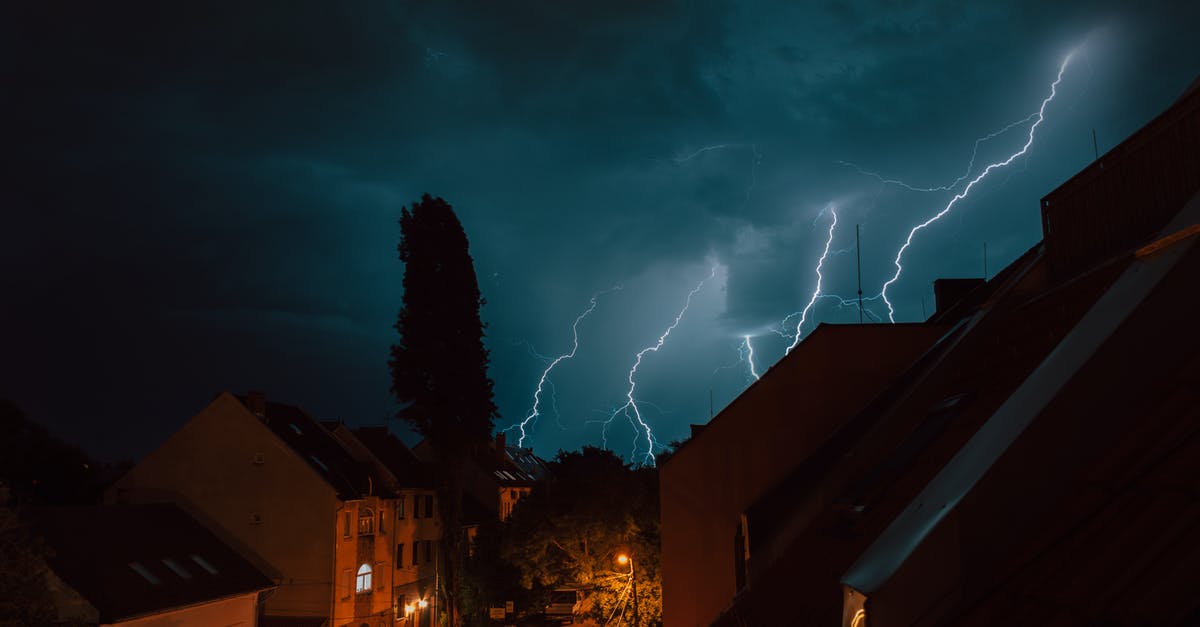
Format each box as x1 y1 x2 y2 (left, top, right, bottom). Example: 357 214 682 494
836 113 1039 192
672 143 762 213
507 287 618 448
604 267 715 466
879 50 1077 322
743 335 761 380
786 204 840 353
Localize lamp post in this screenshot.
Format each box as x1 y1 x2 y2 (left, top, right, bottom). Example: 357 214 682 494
616 551 638 626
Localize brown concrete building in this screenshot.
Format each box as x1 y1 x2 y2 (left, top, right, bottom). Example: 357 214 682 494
661 77 1200 626
108 392 440 627
659 323 948 626
33 503 274 626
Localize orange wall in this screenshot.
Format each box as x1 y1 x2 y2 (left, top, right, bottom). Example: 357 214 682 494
331 492 441 627
109 392 339 618
659 324 945 627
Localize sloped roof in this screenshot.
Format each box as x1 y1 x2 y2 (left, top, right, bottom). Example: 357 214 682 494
844 192 1200 607
714 241 1131 625
236 396 379 500
30 503 273 623
352 426 435 489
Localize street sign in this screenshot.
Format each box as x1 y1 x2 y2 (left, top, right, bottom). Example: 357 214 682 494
505 601 514 613
489 607 506 619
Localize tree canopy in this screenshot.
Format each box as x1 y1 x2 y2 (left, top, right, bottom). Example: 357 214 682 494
389 194 497 453
498 447 663 626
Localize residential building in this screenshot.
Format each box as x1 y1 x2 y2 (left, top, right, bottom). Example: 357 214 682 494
107 392 440 627
660 76 1200 626
31 503 274 626
659 323 947 626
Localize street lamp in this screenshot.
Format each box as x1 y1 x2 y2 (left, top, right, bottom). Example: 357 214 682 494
615 550 638 626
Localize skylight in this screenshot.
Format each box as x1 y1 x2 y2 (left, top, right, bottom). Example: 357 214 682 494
310 455 329 472
289 423 303 435
128 562 162 585
161 558 192 580
189 554 219 575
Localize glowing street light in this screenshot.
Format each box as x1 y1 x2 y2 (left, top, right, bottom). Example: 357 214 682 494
614 549 638 626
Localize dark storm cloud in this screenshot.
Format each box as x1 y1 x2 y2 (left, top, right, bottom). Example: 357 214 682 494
4 0 1198 460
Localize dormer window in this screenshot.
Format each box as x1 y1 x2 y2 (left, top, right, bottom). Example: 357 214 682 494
359 508 375 535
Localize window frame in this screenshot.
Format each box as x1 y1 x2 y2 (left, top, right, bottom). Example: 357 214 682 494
355 563 373 595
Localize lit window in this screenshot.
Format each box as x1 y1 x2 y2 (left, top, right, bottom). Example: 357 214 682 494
359 508 375 535
128 562 161 585
355 563 373 594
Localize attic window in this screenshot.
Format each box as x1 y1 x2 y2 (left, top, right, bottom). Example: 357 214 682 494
190 554 219 575
289 423 303 435
162 558 192 580
310 456 329 472
128 562 162 585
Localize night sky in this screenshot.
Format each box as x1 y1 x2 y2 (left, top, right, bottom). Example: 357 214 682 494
5 1 1198 463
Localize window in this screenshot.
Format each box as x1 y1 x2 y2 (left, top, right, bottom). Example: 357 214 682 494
359 508 375 535
189 554 218 575
355 563 373 594
424 495 434 518
412 541 420 566
395 543 404 568
398 495 405 519
425 540 433 563
343 512 351 538
161 558 191 580
379 509 386 534
128 562 161 585
413 495 421 519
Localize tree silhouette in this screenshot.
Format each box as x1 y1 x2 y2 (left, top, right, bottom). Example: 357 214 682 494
390 194 498 625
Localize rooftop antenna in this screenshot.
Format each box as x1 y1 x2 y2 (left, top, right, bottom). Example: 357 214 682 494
856 224 864 324
1092 129 1099 160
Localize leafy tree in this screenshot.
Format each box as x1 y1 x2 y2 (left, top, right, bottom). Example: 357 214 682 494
460 520 540 627
501 447 663 626
0 501 56 626
390 194 498 626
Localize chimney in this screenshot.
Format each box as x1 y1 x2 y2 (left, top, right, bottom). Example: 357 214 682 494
932 278 986 318
245 390 266 418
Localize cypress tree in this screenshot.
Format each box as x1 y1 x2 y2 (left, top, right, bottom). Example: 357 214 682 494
390 194 497 625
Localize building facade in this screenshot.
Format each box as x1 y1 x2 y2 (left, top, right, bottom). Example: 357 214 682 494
108 392 440 627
